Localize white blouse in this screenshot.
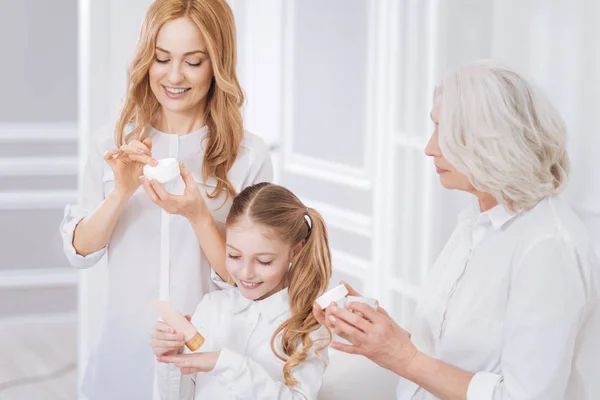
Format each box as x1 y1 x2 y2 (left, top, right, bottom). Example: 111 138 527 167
59 125 273 400
396 196 600 400
155 288 329 399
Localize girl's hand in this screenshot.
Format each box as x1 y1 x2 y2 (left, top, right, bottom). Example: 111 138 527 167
149 316 191 358
158 351 220 375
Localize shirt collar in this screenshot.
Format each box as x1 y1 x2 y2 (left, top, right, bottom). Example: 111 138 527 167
485 204 519 230
230 288 290 322
458 202 519 230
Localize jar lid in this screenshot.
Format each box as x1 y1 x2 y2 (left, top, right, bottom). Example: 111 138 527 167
316 284 349 309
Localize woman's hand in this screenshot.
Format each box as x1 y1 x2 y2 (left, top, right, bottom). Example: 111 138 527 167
325 301 419 375
158 351 220 375
104 138 157 199
149 317 189 358
312 281 361 328
141 163 211 223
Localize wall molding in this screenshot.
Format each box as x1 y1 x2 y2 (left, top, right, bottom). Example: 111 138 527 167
0 190 77 210
0 122 77 142
300 197 372 238
0 157 78 177
0 268 78 289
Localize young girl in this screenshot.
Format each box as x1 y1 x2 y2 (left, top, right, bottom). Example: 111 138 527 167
150 182 332 399
60 1 271 398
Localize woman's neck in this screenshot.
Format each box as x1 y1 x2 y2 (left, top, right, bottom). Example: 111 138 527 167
474 191 498 212
156 107 206 135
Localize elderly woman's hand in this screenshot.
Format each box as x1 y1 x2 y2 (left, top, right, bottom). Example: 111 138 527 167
325 300 419 375
313 281 361 327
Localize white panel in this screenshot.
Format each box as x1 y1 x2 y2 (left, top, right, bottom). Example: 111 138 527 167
284 172 372 215
0 209 71 270
285 0 370 172
0 0 78 122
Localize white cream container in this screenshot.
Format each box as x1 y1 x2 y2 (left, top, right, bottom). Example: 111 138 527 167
143 158 180 183
345 296 378 310
316 284 349 309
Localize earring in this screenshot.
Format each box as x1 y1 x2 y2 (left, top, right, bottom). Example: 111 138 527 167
288 262 293 270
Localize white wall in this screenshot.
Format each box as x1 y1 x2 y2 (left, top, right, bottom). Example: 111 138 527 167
0 0 78 318
76 0 600 395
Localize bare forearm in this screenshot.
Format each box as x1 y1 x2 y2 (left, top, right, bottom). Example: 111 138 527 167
398 352 473 400
189 214 230 282
73 190 130 256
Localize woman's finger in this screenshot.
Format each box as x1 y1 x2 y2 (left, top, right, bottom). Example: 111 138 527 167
346 302 387 325
128 139 152 155
330 341 364 355
119 144 149 156
328 304 372 333
142 138 153 152
141 178 160 203
104 150 118 168
149 178 172 202
180 163 198 191
127 153 158 166
313 303 327 326
340 280 362 297
328 311 368 344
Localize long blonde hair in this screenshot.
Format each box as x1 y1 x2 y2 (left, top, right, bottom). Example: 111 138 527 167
226 183 332 386
115 0 243 198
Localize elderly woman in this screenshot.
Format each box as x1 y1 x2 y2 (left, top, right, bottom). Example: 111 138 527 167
314 60 600 399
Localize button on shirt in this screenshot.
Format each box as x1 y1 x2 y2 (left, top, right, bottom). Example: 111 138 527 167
396 196 600 400
155 288 329 399
59 126 273 400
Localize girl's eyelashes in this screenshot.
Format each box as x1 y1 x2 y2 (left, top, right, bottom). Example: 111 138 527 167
227 254 241 260
257 259 273 266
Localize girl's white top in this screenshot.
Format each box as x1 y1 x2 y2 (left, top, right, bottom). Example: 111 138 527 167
396 197 600 400
59 125 273 400
155 288 329 399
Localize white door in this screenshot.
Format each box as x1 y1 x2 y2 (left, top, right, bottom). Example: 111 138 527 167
233 0 446 327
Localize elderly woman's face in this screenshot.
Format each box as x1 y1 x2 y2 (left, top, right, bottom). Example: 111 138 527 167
425 96 474 192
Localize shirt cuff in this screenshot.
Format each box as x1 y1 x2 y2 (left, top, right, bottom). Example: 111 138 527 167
211 348 245 383
467 371 503 400
60 205 107 268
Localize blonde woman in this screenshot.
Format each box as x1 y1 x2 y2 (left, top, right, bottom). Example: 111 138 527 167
59 1 272 399
150 183 331 398
315 60 600 399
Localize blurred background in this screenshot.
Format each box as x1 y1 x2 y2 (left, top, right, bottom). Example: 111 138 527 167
0 0 598 398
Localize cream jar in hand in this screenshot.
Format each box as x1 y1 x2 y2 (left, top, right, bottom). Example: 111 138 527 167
143 158 184 195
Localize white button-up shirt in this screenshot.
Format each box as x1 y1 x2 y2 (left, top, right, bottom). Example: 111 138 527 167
396 196 600 400
59 126 273 400
155 288 329 399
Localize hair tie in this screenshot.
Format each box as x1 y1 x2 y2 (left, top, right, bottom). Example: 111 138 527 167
304 207 312 236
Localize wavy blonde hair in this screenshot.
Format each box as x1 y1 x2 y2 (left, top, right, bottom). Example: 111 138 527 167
436 59 570 212
226 183 332 386
115 0 244 198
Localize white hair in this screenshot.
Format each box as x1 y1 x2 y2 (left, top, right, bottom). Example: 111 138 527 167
437 59 570 212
